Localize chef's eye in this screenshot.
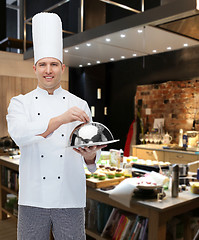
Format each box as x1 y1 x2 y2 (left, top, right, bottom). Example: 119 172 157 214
52 63 59 66
38 63 46 67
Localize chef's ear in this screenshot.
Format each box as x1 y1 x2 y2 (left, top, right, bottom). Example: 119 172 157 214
61 63 66 73
33 64 36 72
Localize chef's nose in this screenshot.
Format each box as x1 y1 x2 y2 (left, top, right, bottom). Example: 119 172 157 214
45 64 52 74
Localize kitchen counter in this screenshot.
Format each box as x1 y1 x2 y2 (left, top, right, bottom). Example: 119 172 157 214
87 186 199 240
132 145 199 172
132 144 199 155
0 155 19 172
1 155 198 240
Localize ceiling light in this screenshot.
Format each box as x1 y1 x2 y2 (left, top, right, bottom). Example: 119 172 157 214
137 29 143 33
96 61 101 64
64 49 68 53
110 58 115 61
121 56 125 59
152 50 157 53
75 46 79 50
132 53 137 57
167 47 172 50
184 43 188 47
87 63 91 66
86 43 91 47
79 65 83 67
106 38 111 42
120 34 126 38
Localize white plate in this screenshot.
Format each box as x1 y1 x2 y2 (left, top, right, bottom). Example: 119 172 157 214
67 139 120 148
136 184 162 190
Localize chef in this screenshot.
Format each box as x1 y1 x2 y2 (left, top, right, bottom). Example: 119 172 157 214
6 12 106 240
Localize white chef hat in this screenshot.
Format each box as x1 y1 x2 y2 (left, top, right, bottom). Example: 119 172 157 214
32 12 63 64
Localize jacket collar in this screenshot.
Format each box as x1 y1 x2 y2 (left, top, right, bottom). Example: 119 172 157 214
36 86 63 96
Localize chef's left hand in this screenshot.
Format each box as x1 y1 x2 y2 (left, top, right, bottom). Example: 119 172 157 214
73 145 107 165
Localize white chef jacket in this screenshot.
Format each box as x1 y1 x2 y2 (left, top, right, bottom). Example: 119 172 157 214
6 86 99 208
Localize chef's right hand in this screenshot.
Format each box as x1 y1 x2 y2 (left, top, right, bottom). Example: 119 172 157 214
60 106 90 124
38 107 90 138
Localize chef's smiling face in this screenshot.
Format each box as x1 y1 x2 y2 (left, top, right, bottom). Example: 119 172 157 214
33 57 65 94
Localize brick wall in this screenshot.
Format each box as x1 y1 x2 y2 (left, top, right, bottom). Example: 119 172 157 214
135 78 199 143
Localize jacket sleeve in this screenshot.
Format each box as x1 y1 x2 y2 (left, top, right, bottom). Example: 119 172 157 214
84 150 101 173
6 95 49 148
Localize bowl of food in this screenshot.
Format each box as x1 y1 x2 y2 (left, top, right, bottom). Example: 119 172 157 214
68 122 119 148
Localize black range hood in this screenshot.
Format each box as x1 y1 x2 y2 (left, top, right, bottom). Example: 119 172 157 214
24 0 199 67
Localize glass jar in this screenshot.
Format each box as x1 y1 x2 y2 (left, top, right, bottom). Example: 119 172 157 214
123 159 132 178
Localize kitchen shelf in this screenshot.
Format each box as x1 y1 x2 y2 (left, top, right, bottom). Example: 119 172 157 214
1 185 18 196
0 156 19 220
86 229 109 240
2 207 17 220
86 185 199 240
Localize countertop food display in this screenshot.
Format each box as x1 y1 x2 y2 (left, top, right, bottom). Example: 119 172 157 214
85 166 125 188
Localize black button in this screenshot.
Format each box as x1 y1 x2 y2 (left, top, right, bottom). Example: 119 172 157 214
38 113 40 115
35 97 38 99
43 177 46 180
61 134 64 137
60 155 63 157
58 176 60 179
41 155 44 158
63 97 65 99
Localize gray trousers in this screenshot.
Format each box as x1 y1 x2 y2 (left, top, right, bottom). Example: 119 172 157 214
17 205 86 240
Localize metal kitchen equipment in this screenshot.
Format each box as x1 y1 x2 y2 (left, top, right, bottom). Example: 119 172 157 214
171 164 179 198
68 122 119 148
178 160 199 177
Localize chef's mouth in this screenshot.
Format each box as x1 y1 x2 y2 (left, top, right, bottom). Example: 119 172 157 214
44 76 54 80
